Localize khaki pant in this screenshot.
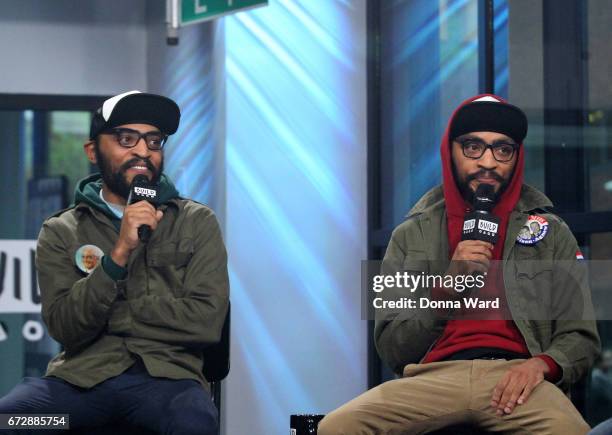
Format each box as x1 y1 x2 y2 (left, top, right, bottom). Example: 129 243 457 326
318 360 589 435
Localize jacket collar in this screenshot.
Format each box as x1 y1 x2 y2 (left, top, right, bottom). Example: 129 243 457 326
514 184 553 212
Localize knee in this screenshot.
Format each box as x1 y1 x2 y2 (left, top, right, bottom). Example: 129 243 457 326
0 387 26 414
318 409 365 435
0 396 15 414
543 409 590 435
317 414 336 435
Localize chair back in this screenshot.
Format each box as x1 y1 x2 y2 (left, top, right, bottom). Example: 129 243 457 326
202 302 231 383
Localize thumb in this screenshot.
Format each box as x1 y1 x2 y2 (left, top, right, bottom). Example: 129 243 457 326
156 210 164 221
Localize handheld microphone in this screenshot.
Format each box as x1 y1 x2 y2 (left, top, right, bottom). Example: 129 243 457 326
127 174 158 243
461 183 500 244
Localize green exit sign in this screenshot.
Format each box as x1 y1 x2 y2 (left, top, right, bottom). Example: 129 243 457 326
181 0 267 25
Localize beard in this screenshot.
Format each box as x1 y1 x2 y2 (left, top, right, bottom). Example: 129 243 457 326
455 167 510 204
94 143 163 200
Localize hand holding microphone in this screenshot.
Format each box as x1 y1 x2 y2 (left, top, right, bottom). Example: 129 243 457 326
126 175 160 243
447 184 498 279
110 175 163 267
448 240 494 277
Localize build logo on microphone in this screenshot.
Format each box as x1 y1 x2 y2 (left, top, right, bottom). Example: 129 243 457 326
134 186 157 198
478 219 498 237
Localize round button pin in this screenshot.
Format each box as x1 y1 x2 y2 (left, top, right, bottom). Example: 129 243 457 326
516 215 549 245
75 244 104 274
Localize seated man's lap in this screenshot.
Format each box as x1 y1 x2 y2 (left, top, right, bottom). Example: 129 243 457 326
0 364 217 435
318 360 589 435
117 374 218 435
319 361 474 434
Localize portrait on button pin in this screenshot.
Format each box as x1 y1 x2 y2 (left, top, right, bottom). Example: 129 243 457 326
528 221 541 236
516 215 549 245
76 244 103 274
518 226 531 240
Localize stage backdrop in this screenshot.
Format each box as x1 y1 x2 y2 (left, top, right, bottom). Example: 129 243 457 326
224 1 368 433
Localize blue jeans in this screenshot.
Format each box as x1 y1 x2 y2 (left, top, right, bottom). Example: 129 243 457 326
0 360 218 434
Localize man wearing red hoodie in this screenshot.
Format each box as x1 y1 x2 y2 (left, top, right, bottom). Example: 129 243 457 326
319 95 600 434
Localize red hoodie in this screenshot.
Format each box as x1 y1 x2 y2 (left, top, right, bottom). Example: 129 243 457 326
421 94 560 381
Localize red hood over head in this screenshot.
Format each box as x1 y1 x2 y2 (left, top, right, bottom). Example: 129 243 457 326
441 94 525 259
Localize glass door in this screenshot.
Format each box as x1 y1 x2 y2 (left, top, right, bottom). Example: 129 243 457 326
0 95 104 396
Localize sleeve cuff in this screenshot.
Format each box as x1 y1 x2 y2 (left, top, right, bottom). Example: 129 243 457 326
535 354 562 383
102 255 128 281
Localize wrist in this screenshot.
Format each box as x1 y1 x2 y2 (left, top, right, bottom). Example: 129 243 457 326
102 255 128 281
532 356 550 374
110 243 130 267
534 355 562 382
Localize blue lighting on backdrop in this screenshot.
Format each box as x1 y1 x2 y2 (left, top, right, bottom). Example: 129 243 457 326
395 0 471 66
494 0 509 98
160 24 220 205
224 1 367 434
386 0 479 225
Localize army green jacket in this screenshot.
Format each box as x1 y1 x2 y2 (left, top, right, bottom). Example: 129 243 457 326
36 174 229 389
374 184 600 391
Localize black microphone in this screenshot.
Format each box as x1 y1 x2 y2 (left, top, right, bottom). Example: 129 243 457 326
127 174 158 243
461 183 500 244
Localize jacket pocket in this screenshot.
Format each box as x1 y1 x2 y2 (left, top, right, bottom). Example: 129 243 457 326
513 240 553 259
515 260 553 280
146 238 194 297
513 259 553 318
147 238 194 268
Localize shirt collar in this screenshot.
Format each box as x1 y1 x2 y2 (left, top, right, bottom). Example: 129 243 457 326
99 188 125 219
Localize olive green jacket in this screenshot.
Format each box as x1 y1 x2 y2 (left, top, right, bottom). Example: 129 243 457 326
36 174 229 389
374 184 600 391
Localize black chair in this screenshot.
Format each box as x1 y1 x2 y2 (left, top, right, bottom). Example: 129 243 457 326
202 302 231 426
72 303 231 435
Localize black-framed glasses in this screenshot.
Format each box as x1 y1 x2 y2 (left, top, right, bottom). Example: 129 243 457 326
457 138 518 163
103 128 168 151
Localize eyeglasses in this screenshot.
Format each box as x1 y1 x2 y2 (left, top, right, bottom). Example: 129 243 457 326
457 137 518 163
103 128 168 151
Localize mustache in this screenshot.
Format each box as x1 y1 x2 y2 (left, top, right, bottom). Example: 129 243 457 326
465 170 504 183
119 158 157 174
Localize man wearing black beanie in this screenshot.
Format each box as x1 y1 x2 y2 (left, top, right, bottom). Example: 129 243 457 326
319 94 599 434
